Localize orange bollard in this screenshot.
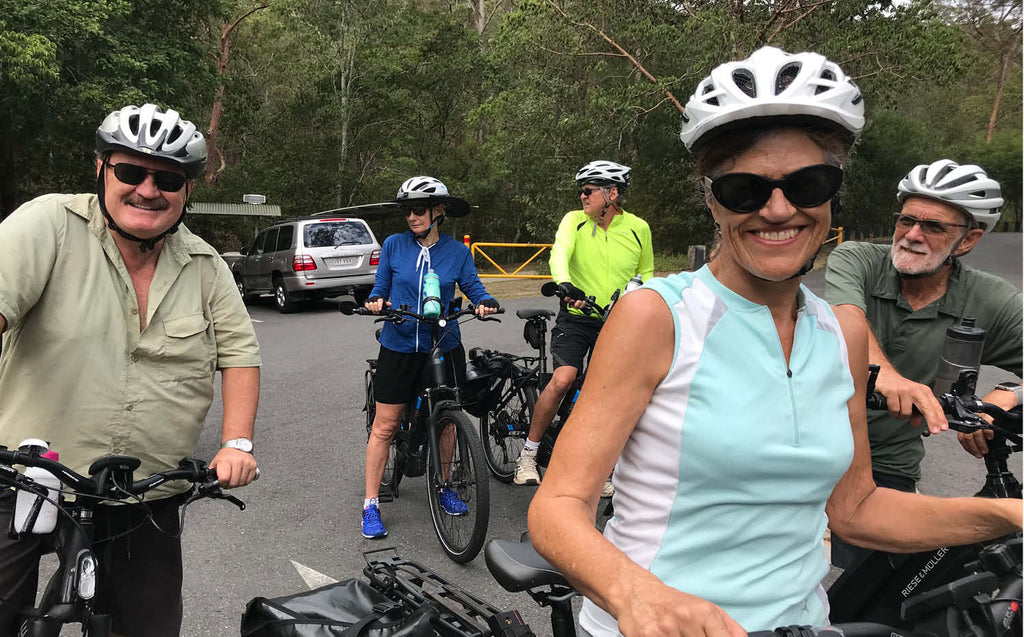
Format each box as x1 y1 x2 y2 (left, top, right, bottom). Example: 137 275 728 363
463 234 471 248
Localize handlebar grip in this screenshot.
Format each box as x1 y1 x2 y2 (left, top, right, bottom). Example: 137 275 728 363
866 392 888 411
207 466 260 482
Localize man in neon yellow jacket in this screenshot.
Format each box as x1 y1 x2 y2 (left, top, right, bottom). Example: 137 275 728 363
514 161 654 489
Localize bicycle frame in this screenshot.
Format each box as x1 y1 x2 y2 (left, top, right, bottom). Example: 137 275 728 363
0 451 241 637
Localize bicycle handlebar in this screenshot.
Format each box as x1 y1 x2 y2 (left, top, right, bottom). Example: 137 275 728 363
865 366 1022 441
0 448 241 507
339 299 504 323
747 624 917 637
540 281 607 318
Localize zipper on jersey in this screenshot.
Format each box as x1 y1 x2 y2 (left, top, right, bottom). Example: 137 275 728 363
787 367 800 445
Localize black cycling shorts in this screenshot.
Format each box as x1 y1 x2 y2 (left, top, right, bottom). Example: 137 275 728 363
373 344 467 405
550 311 602 371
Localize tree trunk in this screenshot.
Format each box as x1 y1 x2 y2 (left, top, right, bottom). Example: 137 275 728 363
205 4 270 186
985 51 1009 144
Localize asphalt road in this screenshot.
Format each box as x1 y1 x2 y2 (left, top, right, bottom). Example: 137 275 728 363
176 234 1021 636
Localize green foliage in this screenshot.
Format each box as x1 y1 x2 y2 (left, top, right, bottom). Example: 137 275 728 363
3 0 1020 253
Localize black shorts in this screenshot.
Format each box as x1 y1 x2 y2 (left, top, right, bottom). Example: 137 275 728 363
0 490 185 637
373 344 467 405
550 311 602 371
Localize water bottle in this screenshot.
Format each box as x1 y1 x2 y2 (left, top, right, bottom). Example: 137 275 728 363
933 317 985 398
422 269 441 318
13 439 61 535
625 275 644 293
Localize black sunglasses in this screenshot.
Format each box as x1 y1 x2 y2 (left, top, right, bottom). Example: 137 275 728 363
400 204 431 217
578 186 604 197
108 162 187 192
894 213 968 235
705 164 844 214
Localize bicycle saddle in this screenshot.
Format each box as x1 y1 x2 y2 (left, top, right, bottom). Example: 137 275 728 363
485 538 571 592
516 309 554 320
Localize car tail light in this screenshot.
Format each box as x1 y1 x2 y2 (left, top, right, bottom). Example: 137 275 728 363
292 255 316 271
369 250 380 266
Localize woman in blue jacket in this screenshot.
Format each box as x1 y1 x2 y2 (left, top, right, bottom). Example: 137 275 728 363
360 176 498 539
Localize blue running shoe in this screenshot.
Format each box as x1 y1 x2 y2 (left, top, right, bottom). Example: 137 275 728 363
439 488 469 516
361 504 388 538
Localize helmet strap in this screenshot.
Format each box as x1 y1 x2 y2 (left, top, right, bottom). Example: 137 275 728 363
96 157 187 253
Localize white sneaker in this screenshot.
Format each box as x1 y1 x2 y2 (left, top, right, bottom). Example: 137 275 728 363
601 479 615 498
514 448 540 485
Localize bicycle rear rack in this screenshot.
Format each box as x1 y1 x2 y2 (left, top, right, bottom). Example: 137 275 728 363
362 548 532 636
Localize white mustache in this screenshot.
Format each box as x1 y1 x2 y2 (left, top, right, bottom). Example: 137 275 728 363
895 238 928 255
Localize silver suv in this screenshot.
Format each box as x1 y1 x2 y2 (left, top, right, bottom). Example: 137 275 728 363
232 216 380 313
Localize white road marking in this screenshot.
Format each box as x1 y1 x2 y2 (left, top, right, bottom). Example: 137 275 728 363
291 560 339 589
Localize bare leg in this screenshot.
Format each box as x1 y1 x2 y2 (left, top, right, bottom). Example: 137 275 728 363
439 422 456 481
365 402 405 499
526 365 578 444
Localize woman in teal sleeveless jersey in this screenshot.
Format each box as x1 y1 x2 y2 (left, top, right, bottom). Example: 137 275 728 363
528 47 1023 636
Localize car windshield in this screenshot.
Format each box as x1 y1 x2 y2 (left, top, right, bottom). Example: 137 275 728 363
304 221 372 248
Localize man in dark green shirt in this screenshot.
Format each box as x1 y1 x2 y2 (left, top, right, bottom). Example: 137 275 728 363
825 159 1022 568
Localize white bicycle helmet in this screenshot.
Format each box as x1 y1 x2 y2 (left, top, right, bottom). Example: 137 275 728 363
897 160 1003 233
393 176 470 217
575 160 631 188
96 103 207 177
680 46 865 151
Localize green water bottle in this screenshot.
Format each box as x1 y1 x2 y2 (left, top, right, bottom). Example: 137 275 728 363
422 270 441 318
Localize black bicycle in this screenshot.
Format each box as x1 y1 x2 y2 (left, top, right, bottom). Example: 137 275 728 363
827 365 1022 632
0 444 247 636
343 300 501 563
472 282 611 482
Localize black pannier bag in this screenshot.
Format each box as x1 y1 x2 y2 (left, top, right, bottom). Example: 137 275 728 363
240 578 436 637
461 349 509 418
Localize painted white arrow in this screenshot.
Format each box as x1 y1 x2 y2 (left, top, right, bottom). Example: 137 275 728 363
290 560 339 590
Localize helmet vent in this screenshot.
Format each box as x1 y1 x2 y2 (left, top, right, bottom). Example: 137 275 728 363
851 93 863 105
702 82 720 106
732 69 756 98
127 114 141 135
775 62 802 94
815 69 836 95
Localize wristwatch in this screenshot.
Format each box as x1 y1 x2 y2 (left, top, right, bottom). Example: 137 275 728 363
993 382 1023 406
221 438 254 454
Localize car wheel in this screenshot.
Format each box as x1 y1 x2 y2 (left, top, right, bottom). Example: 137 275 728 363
236 276 255 304
273 278 298 314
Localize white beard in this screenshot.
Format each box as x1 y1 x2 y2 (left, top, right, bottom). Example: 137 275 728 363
890 237 953 276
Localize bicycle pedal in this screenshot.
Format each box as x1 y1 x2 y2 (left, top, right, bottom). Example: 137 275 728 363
378 487 396 503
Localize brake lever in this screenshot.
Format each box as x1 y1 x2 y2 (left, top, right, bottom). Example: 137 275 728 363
184 480 247 511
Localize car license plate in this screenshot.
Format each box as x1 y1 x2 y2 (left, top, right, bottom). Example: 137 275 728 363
326 256 357 267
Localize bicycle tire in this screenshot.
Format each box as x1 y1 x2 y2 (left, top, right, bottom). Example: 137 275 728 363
426 409 490 563
480 376 538 482
366 368 401 495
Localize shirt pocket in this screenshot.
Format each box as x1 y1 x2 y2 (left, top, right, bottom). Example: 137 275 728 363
159 313 214 376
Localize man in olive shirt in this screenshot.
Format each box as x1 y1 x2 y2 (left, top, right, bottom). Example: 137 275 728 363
0 104 261 636
825 160 1022 568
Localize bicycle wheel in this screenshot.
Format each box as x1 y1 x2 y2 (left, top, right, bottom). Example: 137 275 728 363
480 376 538 482
426 409 489 563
